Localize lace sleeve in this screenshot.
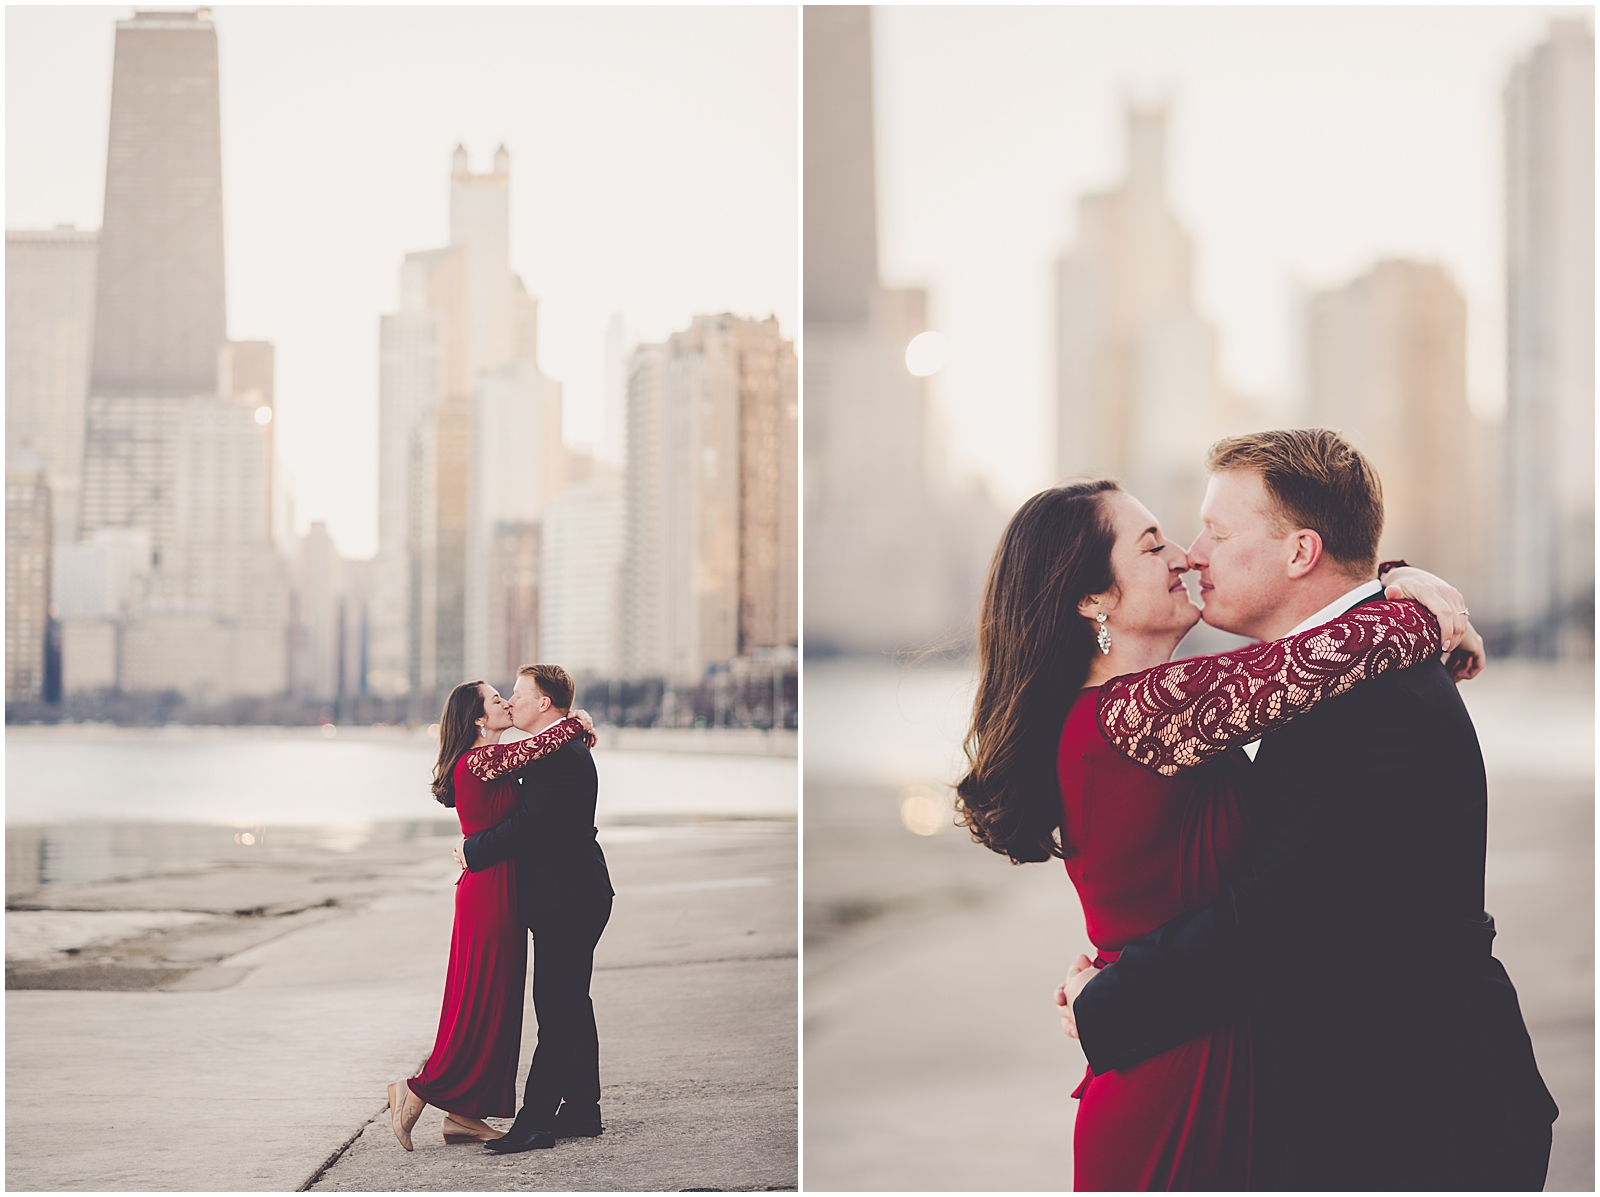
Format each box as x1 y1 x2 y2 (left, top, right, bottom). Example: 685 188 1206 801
465 717 583 781
1097 599 1441 777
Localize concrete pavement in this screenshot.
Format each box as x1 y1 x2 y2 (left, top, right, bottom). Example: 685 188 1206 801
6 818 797 1191
804 780 1087 1192
803 661 1594 1192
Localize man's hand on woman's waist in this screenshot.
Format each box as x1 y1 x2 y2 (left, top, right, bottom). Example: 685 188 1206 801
1054 953 1096 1039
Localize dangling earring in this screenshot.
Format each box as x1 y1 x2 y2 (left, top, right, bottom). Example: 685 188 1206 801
1095 612 1112 656
476 720 487 739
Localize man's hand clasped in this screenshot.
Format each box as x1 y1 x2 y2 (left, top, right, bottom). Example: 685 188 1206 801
1054 953 1097 1040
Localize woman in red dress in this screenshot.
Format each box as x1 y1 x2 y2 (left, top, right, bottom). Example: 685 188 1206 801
955 480 1480 1190
386 680 590 1151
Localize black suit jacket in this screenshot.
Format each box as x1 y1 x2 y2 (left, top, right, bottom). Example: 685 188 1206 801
461 736 614 924
1073 595 1557 1190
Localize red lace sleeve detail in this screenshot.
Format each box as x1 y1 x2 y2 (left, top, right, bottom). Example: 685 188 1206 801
1096 599 1441 777
464 717 583 781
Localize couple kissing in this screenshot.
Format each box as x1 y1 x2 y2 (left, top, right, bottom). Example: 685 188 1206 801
959 428 1558 1191
388 663 615 1156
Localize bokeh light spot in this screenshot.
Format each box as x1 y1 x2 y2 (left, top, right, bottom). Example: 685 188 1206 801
905 331 947 377
900 784 948 836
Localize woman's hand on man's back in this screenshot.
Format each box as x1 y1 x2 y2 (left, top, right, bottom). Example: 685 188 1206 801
1382 566 1467 652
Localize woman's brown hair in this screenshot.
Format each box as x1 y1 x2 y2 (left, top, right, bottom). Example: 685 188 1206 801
955 480 1120 864
431 680 488 808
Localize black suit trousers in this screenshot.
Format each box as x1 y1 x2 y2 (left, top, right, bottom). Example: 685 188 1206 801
521 897 612 1122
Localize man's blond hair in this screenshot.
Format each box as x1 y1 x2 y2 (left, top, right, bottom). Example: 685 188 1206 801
517 663 574 711
1207 428 1384 577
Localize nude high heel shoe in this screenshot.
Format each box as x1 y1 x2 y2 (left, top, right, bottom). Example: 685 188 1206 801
388 1079 423 1151
443 1113 505 1144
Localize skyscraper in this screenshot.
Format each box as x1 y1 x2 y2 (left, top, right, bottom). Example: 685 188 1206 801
373 146 563 699
629 317 740 682
1309 260 1489 598
1503 19 1595 657
621 343 669 680
451 144 513 380
5 227 98 542
802 5 955 654
804 6 878 329
543 455 625 680
292 521 345 702
409 398 470 695
487 521 542 684
52 526 150 694
90 8 227 400
5 449 52 705
601 314 637 468
467 357 564 679
76 7 287 701
371 300 443 698
219 339 278 541
621 314 797 688
1055 104 1220 546
737 318 800 654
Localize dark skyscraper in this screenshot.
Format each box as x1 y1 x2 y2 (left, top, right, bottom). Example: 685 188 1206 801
802 5 878 327
77 7 288 698
90 8 227 398
802 5 1001 654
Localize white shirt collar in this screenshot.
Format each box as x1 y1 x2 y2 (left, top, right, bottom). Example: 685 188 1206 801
1283 579 1385 639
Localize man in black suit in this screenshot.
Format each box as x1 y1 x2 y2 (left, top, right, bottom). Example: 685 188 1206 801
1060 429 1557 1190
454 663 614 1154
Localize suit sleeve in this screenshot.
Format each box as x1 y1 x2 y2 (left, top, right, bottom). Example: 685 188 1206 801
1074 679 1417 1073
462 753 569 872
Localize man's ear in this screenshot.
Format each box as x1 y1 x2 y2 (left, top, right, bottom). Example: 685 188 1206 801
1285 529 1324 580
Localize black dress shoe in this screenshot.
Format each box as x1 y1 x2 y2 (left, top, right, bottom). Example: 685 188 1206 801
483 1124 556 1153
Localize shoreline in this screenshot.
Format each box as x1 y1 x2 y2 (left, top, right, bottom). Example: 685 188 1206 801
5 722 798 758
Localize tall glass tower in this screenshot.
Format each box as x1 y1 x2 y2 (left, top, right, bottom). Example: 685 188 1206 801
90 8 228 399
78 7 288 699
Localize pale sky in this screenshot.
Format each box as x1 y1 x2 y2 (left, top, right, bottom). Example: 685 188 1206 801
6 5 799 558
872 5 1588 509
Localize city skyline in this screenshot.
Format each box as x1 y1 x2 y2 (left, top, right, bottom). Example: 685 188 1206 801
872 5 1583 507
6 5 801 714
5 4 1588 693
5 5 800 558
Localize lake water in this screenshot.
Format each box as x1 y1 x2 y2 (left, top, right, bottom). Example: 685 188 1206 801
4 726 798 828
803 657 1596 791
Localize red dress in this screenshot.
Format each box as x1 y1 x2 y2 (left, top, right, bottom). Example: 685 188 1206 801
408 718 584 1117
1059 600 1441 1191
